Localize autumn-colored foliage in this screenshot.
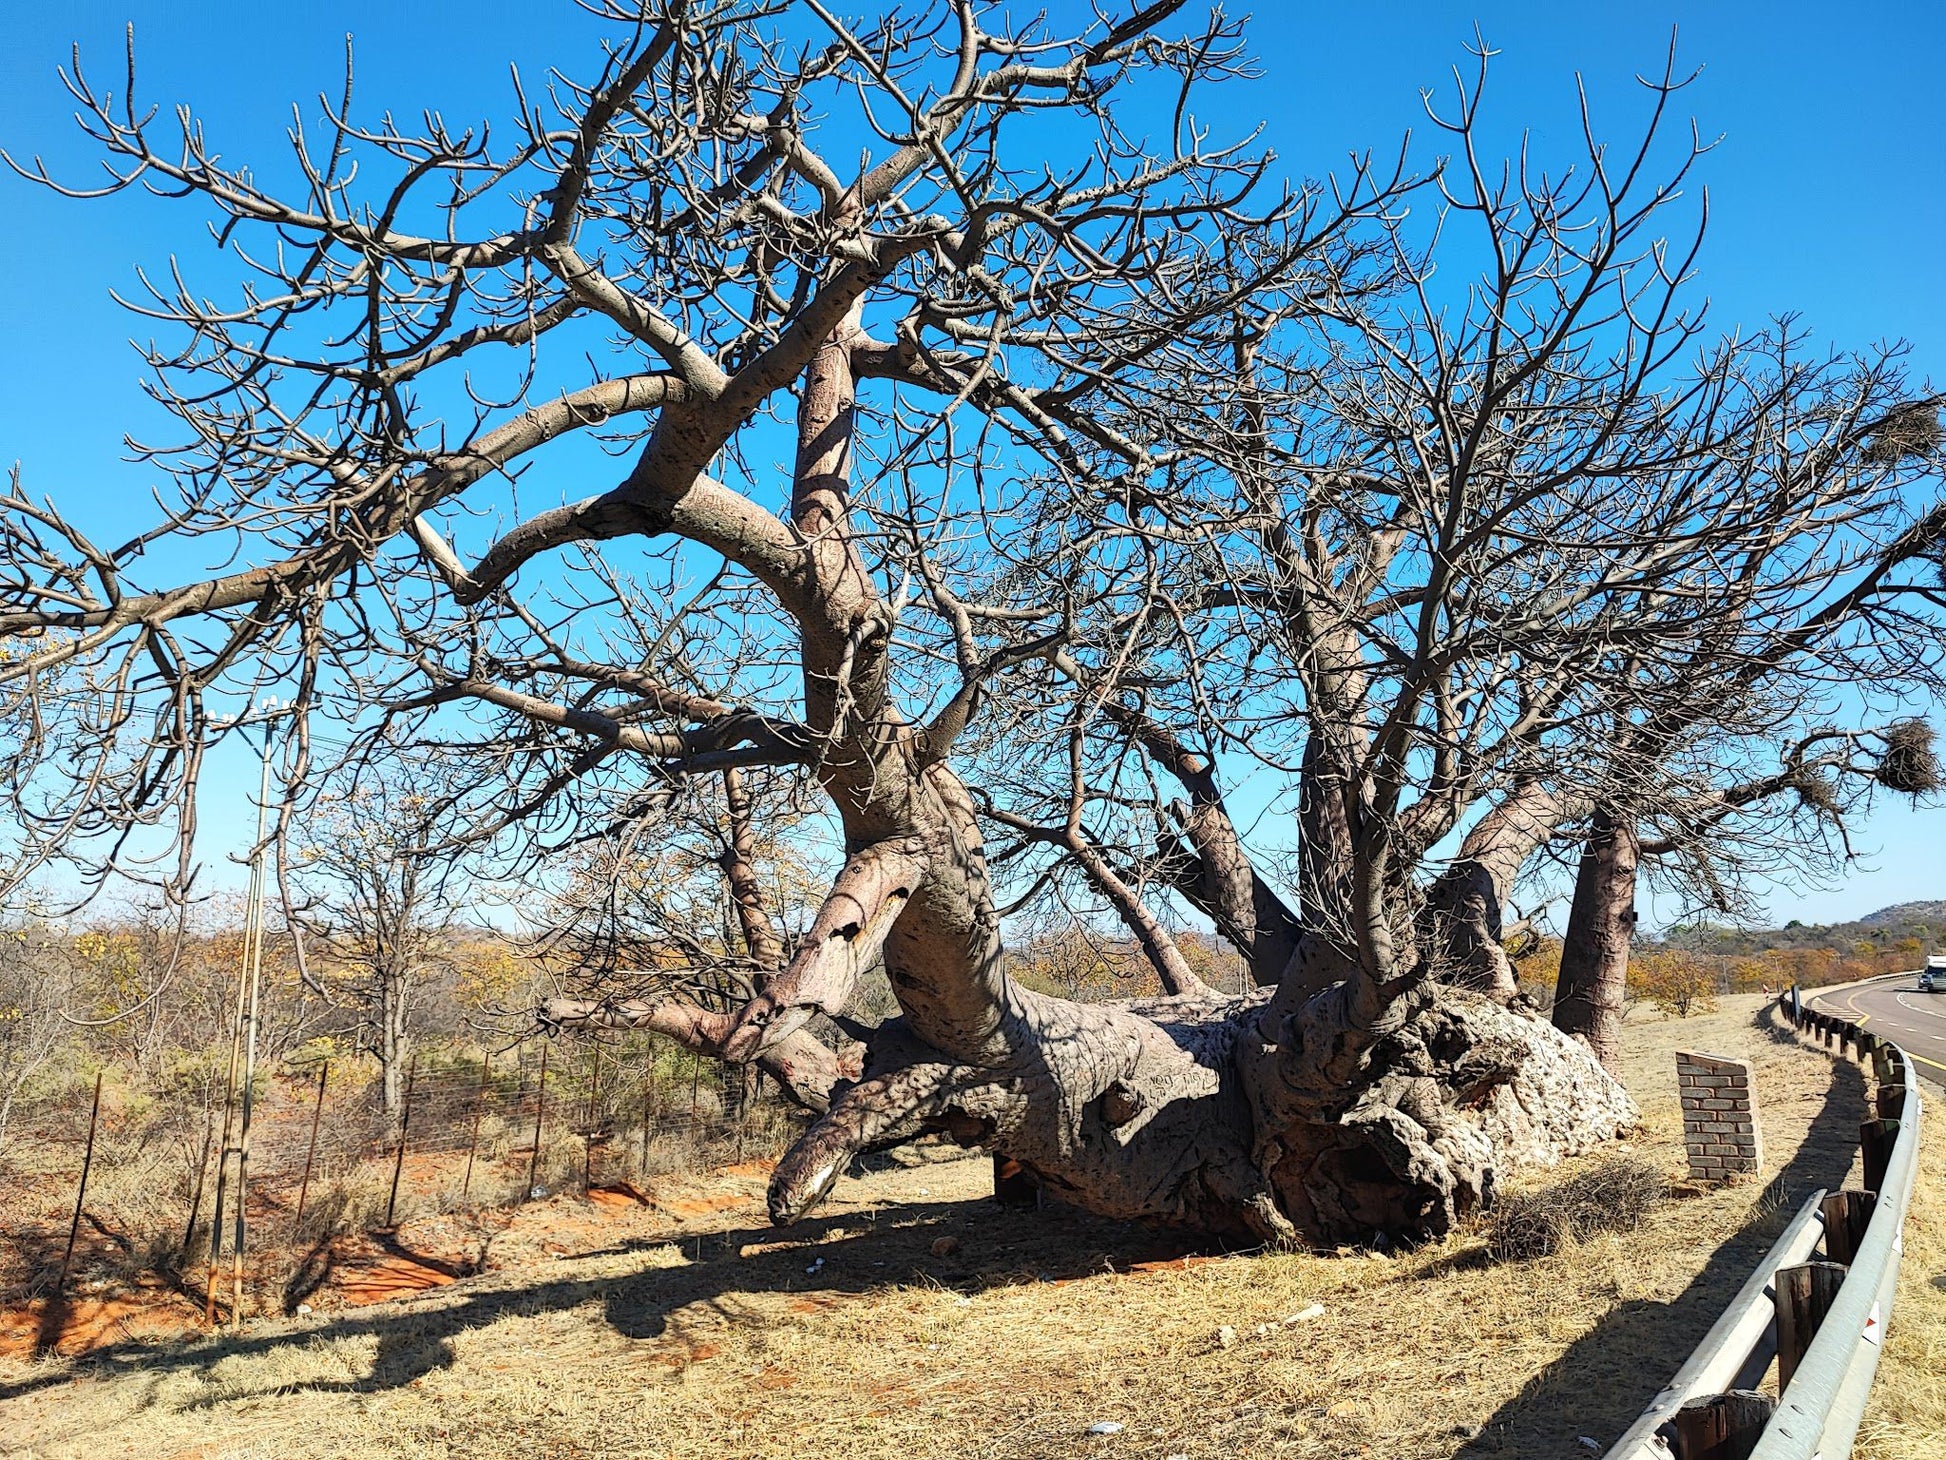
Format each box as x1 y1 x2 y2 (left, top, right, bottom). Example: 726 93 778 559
1631 950 1718 1018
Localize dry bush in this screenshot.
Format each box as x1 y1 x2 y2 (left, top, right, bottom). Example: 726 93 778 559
1487 1154 1670 1262
1634 949 1720 1018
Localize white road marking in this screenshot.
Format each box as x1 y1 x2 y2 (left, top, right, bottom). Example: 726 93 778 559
1894 992 1946 1024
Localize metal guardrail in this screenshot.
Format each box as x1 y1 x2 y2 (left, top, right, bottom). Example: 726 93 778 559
1602 983 1923 1460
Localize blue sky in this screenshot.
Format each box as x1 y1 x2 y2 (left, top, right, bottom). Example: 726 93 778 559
0 2 1940 926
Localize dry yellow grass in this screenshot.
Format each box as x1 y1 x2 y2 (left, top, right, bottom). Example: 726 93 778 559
0 994 1917 1460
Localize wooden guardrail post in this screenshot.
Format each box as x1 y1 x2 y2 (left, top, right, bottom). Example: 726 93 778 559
1819 1190 1877 1266
1775 1260 1848 1393
1860 1118 1899 1196
1671 1391 1775 1460
1871 1044 1895 1084
1874 1083 1906 1121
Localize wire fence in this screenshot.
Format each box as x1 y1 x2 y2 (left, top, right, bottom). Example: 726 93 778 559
0 1030 802 1318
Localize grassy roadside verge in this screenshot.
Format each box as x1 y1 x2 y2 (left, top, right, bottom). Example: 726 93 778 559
0 995 1891 1460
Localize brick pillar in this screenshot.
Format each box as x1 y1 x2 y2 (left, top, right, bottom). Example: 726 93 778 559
1677 1051 1763 1183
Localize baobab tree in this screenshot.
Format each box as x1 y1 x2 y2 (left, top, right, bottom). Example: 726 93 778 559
2 3 1934 1245
1548 714 1942 1071
1532 399 1946 1068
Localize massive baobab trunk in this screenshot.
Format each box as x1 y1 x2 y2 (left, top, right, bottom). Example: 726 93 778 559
729 761 1635 1245
575 740 1638 1246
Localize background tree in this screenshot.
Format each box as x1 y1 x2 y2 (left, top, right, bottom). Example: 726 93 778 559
975 39 1943 1059
1553 717 1942 1070
290 756 469 1114
1632 947 1717 1019
0 919 83 1149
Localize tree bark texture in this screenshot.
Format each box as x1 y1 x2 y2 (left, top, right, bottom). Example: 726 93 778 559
377 957 409 1117
1552 807 1640 1074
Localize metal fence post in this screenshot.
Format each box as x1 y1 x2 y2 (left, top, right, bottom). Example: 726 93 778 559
461 1052 490 1206
583 1042 602 1195
182 1107 214 1260
525 1042 549 1201
639 1040 657 1177
55 1072 105 1293
294 1061 329 1226
384 1056 419 1229
205 931 251 1325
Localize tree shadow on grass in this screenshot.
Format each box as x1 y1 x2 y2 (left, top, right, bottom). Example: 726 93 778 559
0 1185 1201 1433
1452 1043 1866 1458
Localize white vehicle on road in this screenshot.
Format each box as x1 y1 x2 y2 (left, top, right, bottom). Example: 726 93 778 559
1920 954 1946 992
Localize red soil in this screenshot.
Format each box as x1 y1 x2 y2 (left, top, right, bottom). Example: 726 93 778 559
331 1256 460 1307
0 1282 204 1359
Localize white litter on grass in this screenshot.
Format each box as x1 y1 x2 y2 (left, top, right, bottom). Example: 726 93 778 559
1283 1303 1325 1324
1215 1325 1237 1348
1086 1421 1124 1436
530 1186 549 1199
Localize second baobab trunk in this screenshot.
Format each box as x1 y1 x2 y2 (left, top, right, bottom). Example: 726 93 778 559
1552 808 1640 1074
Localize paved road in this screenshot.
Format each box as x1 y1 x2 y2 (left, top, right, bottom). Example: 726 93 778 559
1812 971 1946 1088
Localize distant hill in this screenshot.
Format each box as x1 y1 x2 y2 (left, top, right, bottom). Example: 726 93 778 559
1679 901 1946 957
1859 900 1946 929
